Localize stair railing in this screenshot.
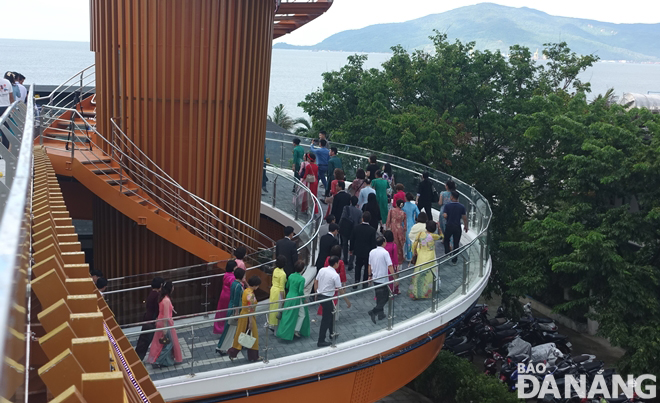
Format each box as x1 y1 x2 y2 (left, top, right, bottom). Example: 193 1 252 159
107 118 275 252
39 64 96 135
38 104 274 254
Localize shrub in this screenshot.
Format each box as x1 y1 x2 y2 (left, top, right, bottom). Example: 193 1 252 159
410 350 520 403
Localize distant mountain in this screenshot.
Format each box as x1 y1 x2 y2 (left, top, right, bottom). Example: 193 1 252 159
274 3 660 62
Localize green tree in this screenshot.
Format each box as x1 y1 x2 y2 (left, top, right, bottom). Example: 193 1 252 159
292 116 316 137
299 32 660 376
268 103 295 131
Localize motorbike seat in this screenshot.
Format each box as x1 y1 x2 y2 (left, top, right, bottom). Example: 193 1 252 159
495 329 518 339
489 317 508 326
543 332 567 340
536 317 554 324
444 336 467 348
494 322 515 331
580 361 603 372
571 355 593 364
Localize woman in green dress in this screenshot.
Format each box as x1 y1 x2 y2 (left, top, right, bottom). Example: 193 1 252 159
276 260 310 340
216 268 245 354
370 170 390 225
268 256 288 329
409 221 443 300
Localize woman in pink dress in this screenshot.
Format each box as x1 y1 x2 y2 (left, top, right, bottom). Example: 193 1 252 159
300 153 319 214
213 260 238 334
383 231 400 294
386 199 407 263
147 281 183 368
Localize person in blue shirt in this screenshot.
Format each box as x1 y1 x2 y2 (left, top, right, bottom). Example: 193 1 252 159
310 139 330 196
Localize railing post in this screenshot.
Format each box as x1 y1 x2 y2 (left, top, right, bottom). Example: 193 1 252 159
202 279 211 315
231 217 236 250
387 289 394 330
331 303 338 348
479 240 485 278
431 270 437 313
190 325 195 376
272 176 277 208
462 255 469 295
38 111 44 146
263 314 270 363
119 155 123 193
294 185 299 220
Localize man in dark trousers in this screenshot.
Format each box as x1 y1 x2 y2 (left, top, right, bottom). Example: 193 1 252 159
443 191 468 265
135 276 165 360
275 226 298 276
350 212 377 289
339 196 362 271
330 181 351 222
416 171 434 219
316 223 340 270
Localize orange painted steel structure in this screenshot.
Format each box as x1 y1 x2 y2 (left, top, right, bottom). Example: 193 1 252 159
172 332 446 403
90 0 277 238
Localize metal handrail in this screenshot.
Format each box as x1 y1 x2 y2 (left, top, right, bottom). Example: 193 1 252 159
121 229 484 334
39 107 275 253
0 85 34 398
109 118 276 249
265 132 491 221
119 232 482 329
102 164 322 293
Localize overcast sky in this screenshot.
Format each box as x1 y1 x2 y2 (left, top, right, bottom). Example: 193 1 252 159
1 0 658 44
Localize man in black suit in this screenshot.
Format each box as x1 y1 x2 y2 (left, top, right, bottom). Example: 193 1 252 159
275 226 298 276
316 223 340 270
350 212 377 289
339 195 362 271
330 181 351 222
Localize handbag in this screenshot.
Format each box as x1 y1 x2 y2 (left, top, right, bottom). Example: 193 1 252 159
432 189 440 203
159 330 171 345
238 331 257 349
410 232 423 265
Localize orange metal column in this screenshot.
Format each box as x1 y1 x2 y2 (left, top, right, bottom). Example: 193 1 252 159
90 0 275 233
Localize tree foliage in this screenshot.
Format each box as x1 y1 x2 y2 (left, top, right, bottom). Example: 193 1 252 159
267 103 295 131
299 33 660 376
410 351 520 403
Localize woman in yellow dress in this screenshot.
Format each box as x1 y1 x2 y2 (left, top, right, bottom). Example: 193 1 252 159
409 221 442 300
268 255 288 330
228 276 262 362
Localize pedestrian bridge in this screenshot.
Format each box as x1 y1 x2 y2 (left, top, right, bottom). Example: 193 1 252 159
0 82 492 403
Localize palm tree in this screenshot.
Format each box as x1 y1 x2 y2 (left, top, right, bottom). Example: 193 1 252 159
268 104 295 131
293 117 314 137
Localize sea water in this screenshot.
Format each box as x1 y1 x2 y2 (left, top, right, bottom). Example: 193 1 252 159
2 38 659 119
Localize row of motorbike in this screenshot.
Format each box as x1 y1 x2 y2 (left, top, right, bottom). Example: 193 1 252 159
442 303 644 403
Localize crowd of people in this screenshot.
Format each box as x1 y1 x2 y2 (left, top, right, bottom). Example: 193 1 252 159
129 130 470 366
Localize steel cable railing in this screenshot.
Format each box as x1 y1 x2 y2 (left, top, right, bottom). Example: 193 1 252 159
38 105 276 254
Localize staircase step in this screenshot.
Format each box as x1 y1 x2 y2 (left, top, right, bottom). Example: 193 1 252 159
103 174 129 185
128 194 149 205
146 204 160 214
91 167 119 175
81 157 112 165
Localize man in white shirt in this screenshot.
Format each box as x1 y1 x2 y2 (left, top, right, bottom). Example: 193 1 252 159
315 255 342 347
368 236 395 324
0 76 15 149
